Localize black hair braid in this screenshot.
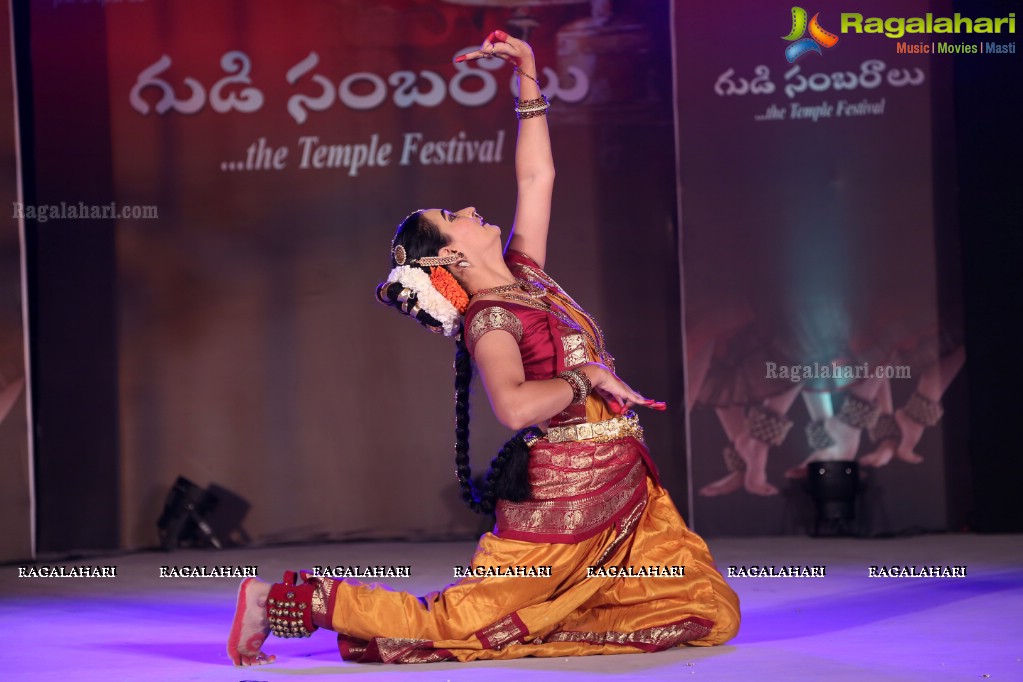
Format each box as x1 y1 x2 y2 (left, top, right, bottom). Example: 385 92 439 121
486 432 537 504
453 334 481 511
375 281 446 329
452 334 543 515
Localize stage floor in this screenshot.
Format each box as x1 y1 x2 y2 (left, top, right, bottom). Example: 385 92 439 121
4 534 1021 681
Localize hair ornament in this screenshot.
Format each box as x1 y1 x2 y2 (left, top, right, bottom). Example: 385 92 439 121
383 266 462 337
412 253 462 268
430 266 470 314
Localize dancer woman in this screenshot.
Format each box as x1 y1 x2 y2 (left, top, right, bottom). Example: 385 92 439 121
228 30 739 666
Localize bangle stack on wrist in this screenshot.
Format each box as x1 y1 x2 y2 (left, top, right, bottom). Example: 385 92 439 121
557 368 592 405
515 94 550 120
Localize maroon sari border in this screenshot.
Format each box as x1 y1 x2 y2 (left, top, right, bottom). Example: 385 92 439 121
475 611 529 650
543 616 715 652
337 634 456 664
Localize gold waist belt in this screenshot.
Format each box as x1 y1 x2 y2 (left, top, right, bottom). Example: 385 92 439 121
544 410 644 444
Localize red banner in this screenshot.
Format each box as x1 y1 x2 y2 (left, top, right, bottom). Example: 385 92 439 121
91 0 683 548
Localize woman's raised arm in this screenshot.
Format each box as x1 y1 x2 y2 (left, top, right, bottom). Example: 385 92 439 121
458 30 554 267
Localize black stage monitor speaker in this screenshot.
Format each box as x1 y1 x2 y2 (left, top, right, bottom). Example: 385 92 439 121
157 476 223 550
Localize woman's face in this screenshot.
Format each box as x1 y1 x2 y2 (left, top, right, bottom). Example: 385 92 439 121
425 207 501 260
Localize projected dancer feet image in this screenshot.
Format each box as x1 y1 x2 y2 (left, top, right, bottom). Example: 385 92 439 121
697 386 802 497
783 376 886 480
227 29 739 666
858 345 965 468
692 307 810 498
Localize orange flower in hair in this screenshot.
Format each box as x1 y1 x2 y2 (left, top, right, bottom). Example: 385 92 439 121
430 266 470 314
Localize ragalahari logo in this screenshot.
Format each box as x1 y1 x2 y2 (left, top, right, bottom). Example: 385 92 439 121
783 7 839 62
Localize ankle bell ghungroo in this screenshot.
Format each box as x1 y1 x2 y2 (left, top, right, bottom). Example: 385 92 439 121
723 442 746 472
836 394 880 430
903 392 943 426
267 571 317 639
868 413 901 444
805 419 836 450
746 405 793 447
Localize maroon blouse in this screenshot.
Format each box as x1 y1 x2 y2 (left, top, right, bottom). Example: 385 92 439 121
463 249 594 426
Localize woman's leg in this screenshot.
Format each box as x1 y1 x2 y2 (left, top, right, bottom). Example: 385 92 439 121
228 482 739 664
698 405 747 496
734 384 803 495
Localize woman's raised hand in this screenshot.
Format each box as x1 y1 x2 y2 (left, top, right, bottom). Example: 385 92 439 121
580 363 666 414
455 30 534 69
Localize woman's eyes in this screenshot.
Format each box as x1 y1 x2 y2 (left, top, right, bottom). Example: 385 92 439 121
445 210 482 223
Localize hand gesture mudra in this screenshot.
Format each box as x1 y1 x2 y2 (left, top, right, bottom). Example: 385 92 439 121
584 363 667 415
455 30 534 72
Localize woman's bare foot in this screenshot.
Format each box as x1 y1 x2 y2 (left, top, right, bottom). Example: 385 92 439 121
894 407 925 463
785 417 862 478
734 435 778 495
859 439 896 467
227 577 276 666
699 471 744 496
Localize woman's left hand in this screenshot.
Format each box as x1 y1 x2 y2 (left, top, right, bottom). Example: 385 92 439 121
580 363 666 414
455 30 535 69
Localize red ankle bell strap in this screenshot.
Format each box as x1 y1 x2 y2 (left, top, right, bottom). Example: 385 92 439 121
267 571 317 638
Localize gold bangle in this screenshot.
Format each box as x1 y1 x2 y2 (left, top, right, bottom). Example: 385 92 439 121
515 104 549 113
557 369 591 405
515 95 547 107
514 94 549 120
516 108 549 120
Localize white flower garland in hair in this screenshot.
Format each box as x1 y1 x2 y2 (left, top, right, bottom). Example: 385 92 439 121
387 265 462 337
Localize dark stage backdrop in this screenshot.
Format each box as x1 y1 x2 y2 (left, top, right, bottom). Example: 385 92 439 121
676 0 967 535
0 0 32 562
74 0 681 550
16 0 984 554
